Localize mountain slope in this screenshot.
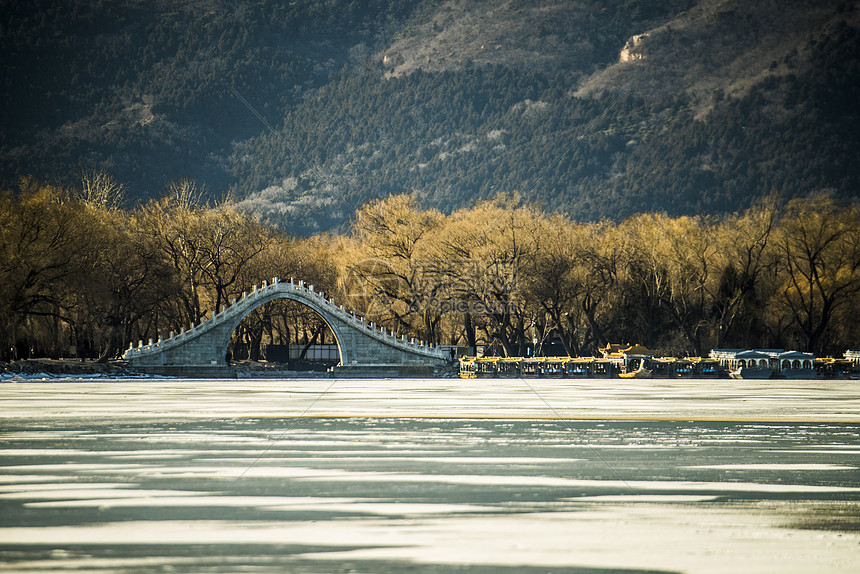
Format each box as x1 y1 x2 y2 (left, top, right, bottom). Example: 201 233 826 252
576 0 860 114
1 0 857 233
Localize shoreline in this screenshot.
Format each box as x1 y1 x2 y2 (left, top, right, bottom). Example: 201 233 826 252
1 358 136 378
0 358 335 380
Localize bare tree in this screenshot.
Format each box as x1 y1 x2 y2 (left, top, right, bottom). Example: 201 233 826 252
79 169 126 210
774 196 860 353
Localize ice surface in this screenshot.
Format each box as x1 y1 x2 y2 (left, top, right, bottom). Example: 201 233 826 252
1 378 859 573
2 377 859 421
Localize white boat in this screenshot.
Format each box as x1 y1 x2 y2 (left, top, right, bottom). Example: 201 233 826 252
712 349 775 379
772 351 816 379
729 366 773 379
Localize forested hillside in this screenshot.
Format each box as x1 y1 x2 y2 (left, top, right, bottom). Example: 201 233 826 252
2 0 859 233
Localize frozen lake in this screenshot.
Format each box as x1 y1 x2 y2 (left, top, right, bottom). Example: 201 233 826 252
1 377 859 573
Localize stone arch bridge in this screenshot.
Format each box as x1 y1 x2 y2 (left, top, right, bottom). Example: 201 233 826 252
124 278 451 377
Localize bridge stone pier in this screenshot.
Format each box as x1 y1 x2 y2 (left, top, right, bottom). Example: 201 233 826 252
123 278 451 377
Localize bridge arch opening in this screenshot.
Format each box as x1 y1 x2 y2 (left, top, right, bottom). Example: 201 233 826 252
228 298 341 371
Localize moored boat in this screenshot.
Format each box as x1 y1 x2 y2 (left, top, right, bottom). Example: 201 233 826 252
772 351 815 379
618 361 651 379
728 366 773 379
711 349 774 379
